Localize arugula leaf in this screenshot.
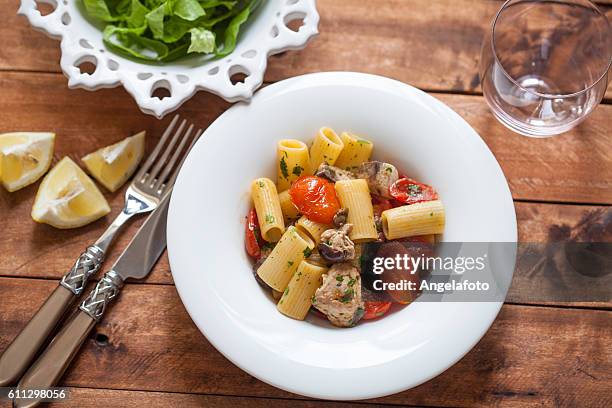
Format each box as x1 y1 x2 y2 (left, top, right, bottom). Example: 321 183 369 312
83 0 119 22
126 0 149 28
103 25 169 60
145 3 166 39
215 1 252 57
162 16 193 42
188 28 215 53
173 0 206 21
85 0 262 61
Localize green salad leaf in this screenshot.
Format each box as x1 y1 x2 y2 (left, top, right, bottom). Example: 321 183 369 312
83 0 263 62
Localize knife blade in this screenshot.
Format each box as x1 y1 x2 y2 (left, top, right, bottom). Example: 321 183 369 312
14 193 172 408
111 192 170 280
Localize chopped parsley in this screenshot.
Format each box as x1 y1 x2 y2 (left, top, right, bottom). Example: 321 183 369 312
340 288 354 303
430 212 434 217
385 166 393 173
407 183 421 195
303 247 312 258
257 180 265 188
284 287 289 296
292 164 304 177
357 139 371 145
336 276 344 282
287 260 294 267
347 278 356 287
279 157 289 179
311 295 317 304
265 214 275 224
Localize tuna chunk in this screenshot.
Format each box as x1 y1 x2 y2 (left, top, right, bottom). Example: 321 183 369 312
315 163 355 183
355 161 398 198
312 263 364 327
318 224 355 263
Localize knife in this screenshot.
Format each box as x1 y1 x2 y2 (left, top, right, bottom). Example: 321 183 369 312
14 193 171 408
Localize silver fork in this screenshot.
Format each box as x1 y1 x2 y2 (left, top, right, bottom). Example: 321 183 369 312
0 115 201 386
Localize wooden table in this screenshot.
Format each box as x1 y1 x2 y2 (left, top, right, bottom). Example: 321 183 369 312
1 1 611 407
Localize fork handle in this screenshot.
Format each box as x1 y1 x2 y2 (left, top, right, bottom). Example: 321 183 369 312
0 286 72 387
13 312 96 408
14 272 123 408
0 245 103 387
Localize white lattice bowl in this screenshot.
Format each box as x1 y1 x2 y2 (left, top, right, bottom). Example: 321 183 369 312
18 0 319 117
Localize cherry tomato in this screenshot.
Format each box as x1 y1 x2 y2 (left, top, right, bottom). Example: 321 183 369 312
389 178 438 205
362 301 392 320
372 196 392 216
401 235 436 245
289 176 340 224
245 207 262 259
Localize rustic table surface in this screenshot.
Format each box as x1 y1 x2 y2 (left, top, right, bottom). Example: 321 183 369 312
1 1 611 407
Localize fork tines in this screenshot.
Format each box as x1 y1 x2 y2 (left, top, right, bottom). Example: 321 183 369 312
136 115 202 195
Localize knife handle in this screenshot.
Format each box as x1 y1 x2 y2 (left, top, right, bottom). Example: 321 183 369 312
0 246 104 387
14 272 123 408
0 286 73 387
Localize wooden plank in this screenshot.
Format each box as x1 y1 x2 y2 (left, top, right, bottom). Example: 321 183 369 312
435 93 612 205
40 387 399 408
1 277 610 407
2 1 611 99
0 72 608 207
0 71 229 284
510 203 611 307
0 72 610 284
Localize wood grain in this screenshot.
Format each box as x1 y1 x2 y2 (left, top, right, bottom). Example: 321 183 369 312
0 77 608 284
0 277 610 407
1 1 610 99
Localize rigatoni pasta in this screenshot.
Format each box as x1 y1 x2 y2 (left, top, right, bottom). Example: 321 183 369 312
277 261 328 320
381 200 445 239
277 139 309 190
295 216 331 245
244 128 445 328
309 127 344 172
334 179 378 242
278 189 300 222
251 178 285 242
257 226 315 291
334 132 374 170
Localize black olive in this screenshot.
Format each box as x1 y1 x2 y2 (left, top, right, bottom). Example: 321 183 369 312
333 208 349 228
318 242 346 262
252 257 273 290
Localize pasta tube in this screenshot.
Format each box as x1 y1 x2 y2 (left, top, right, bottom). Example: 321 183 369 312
309 127 344 173
334 132 374 170
251 178 285 242
296 216 331 245
277 261 328 320
382 200 445 239
277 139 309 190
257 226 315 291
334 179 378 242
278 189 300 222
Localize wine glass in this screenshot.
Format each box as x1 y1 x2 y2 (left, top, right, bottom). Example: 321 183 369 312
479 0 611 137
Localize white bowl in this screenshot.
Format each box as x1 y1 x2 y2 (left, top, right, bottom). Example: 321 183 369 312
167 72 517 400
18 0 319 118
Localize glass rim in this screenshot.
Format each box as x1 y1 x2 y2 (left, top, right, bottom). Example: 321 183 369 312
490 0 612 99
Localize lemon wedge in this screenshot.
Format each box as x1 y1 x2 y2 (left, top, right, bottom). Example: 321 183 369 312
0 132 55 192
82 131 145 192
32 157 111 229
